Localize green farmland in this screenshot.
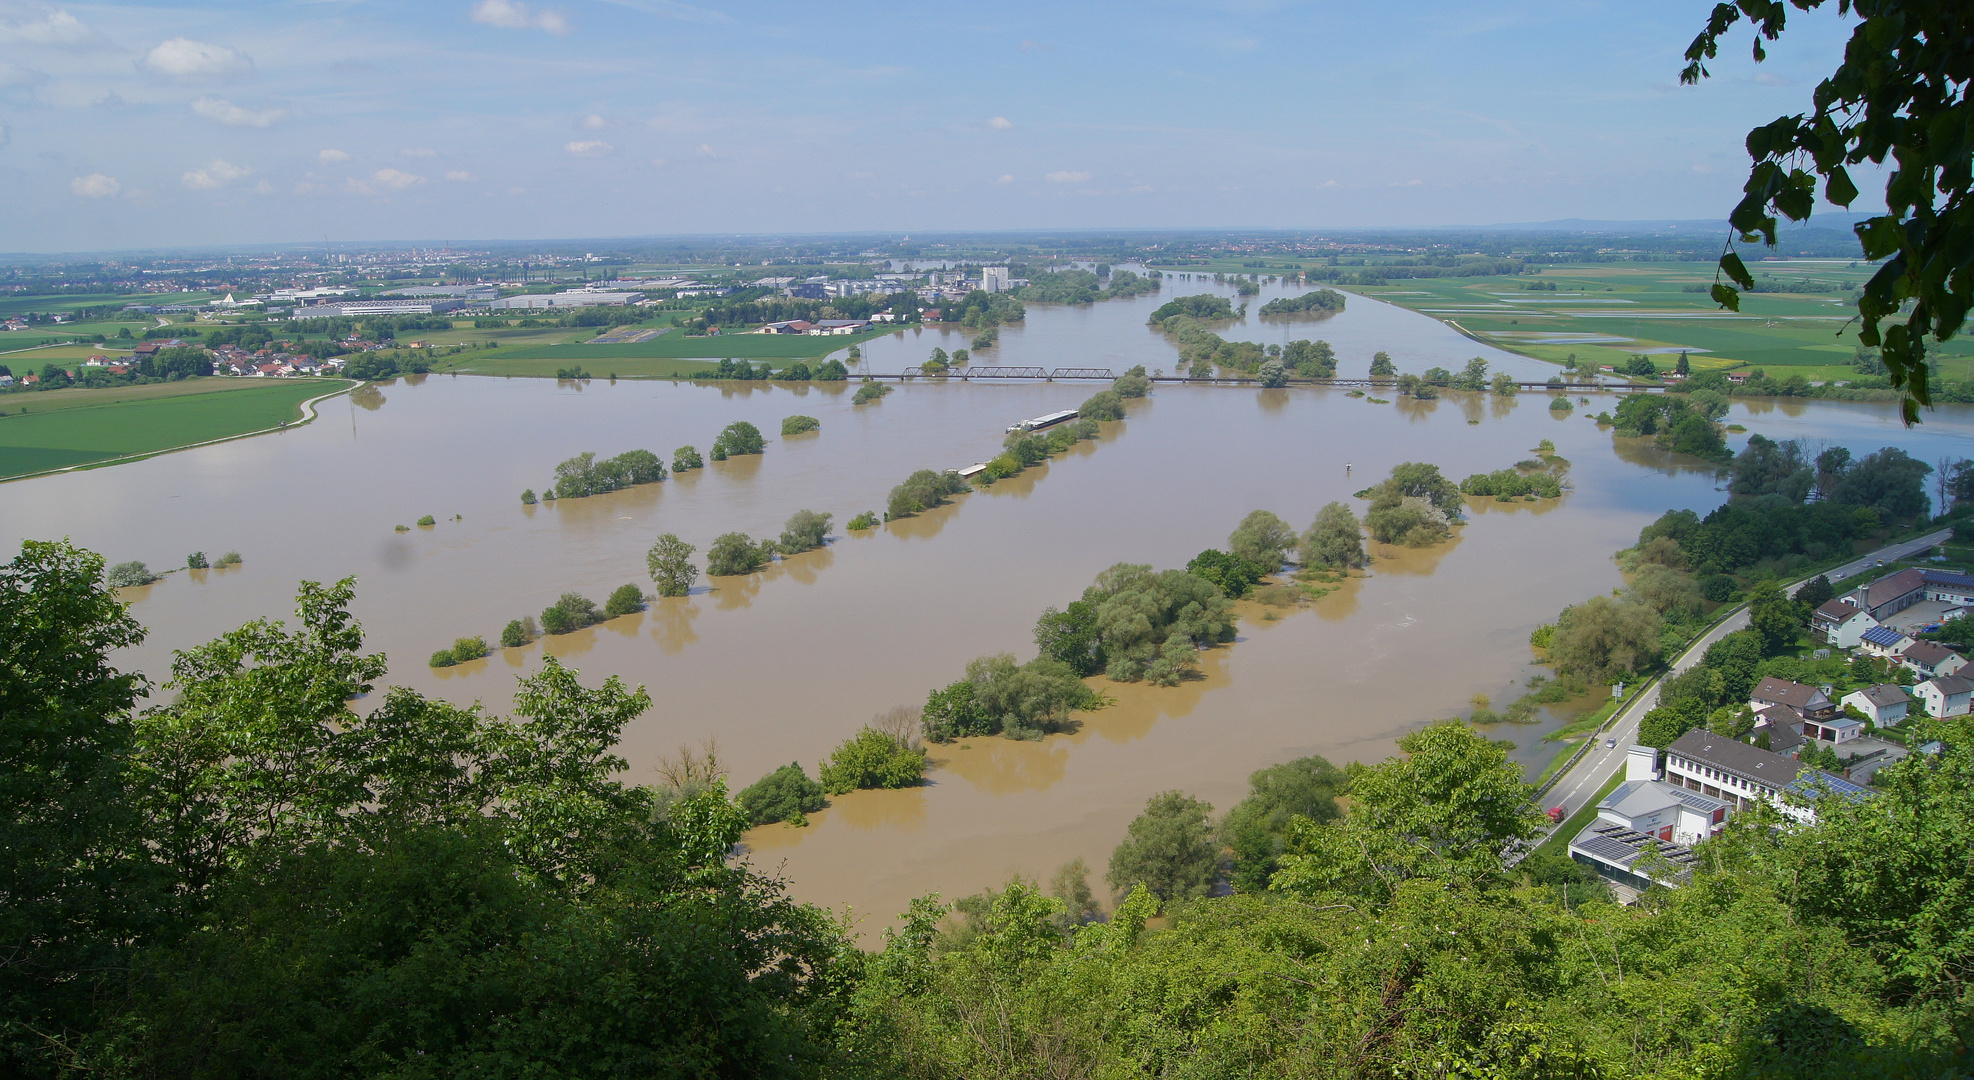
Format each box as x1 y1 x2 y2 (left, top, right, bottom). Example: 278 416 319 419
0 378 350 480
1356 261 1974 382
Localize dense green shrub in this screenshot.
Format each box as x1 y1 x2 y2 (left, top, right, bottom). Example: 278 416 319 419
1079 389 1124 421
710 422 764 460
706 532 774 576
539 592 600 634
551 449 666 499
186 552 208 570
780 415 820 436
886 469 968 520
817 727 926 794
852 381 891 405
778 510 832 553
417 515 436 527
920 653 1101 742
846 510 880 531
604 584 645 616
672 445 702 471
737 763 827 826
814 358 849 381
1185 549 1270 598
499 618 533 648
520 489 537 505
1112 365 1151 398
106 561 156 588
216 551 242 567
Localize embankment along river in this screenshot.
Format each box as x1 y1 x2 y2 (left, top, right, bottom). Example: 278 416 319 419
2 276 1968 932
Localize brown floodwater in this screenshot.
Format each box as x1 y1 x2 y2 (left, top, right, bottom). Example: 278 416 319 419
4 276 1970 936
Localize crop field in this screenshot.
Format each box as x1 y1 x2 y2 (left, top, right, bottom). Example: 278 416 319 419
0 378 348 480
1357 261 1974 382
0 343 138 363
0 292 214 318
448 355 720 379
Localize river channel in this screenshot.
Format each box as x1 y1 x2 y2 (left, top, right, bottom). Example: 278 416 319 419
4 277 1969 932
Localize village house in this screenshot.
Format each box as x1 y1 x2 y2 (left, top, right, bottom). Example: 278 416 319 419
1840 683 1911 727
1844 567 1929 621
1749 676 1835 719
1912 673 1972 718
1567 746 1721 892
1897 640 1967 681
1810 599 1879 648
1662 729 1872 824
1858 625 1916 659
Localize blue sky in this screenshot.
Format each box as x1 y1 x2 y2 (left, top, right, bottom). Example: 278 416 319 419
0 1 1872 252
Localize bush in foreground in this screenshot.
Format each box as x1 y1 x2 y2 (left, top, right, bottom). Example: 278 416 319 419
737 763 827 826
817 726 926 795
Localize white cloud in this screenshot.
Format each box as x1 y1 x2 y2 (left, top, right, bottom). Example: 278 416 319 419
182 159 249 189
371 167 425 189
987 116 1013 130
294 180 316 194
444 170 476 182
250 179 271 194
0 8 97 48
470 0 569 35
191 96 283 127
996 174 1013 183
581 113 606 129
1045 170 1090 183
140 38 252 80
319 148 349 162
70 172 119 197
564 139 611 157
400 147 436 157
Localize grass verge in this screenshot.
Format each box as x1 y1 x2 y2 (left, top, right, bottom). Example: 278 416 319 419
0 378 347 480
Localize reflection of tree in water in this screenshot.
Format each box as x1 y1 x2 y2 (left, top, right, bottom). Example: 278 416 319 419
709 452 764 482
1455 394 1485 425
937 737 1071 794
975 467 1041 504
647 596 700 654
711 572 763 611
1086 647 1230 744
1609 435 1730 479
1736 397 1811 419
547 481 665 528
1394 397 1437 423
886 498 964 541
350 384 386 411
603 610 644 639
403 373 427 387
777 544 834 586
832 785 929 831
1490 394 1516 420
539 626 599 659
1258 388 1290 414
1461 494 1565 519
432 656 490 679
1367 527 1465 578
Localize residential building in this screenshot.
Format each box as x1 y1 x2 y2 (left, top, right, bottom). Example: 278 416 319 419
1896 641 1967 680
1841 683 1911 727
1924 569 1974 606
982 266 1011 293
1913 673 1972 718
1858 625 1916 658
1567 745 1716 892
1845 567 1929 620
1802 715 1865 745
1810 599 1879 648
1749 677 1835 719
1663 729 1872 824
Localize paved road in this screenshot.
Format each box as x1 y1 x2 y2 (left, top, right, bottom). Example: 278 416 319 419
1532 528 1953 842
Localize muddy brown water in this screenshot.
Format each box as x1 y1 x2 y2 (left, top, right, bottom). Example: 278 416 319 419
5 277 1970 935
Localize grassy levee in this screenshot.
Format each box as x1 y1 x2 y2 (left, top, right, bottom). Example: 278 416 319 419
475 327 886 363
448 355 721 379
0 378 350 480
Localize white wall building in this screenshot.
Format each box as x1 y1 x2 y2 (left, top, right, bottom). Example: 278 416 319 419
982 266 1011 293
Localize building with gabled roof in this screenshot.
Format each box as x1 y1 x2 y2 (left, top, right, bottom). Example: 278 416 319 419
1841 683 1911 727
1750 677 1834 719
1845 567 1928 620
1913 673 1972 718
1859 625 1916 658
1810 599 1878 648
1897 640 1967 680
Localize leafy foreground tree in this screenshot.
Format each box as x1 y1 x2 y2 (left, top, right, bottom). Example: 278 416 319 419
844 718 1972 1078
0 543 851 1078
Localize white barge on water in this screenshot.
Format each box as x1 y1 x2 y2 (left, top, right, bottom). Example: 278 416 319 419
1005 409 1079 434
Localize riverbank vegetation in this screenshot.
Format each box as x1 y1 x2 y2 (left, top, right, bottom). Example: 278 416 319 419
779 414 819 436
543 448 665 501
852 379 890 405
12 538 1973 1076
1460 448 1570 500
777 509 832 553
1257 288 1347 317
429 635 489 668
737 762 827 826
1011 267 1160 305
539 590 602 633
1359 461 1465 547
885 468 968 520
645 533 697 596
921 654 1104 742
706 532 776 576
709 421 763 460
1034 561 1238 685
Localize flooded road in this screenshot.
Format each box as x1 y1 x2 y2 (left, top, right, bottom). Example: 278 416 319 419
4 276 1970 933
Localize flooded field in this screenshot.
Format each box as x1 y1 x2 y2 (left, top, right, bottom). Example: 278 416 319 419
5 277 1970 934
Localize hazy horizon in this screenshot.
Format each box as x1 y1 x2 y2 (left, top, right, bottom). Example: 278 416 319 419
1 1 1876 253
